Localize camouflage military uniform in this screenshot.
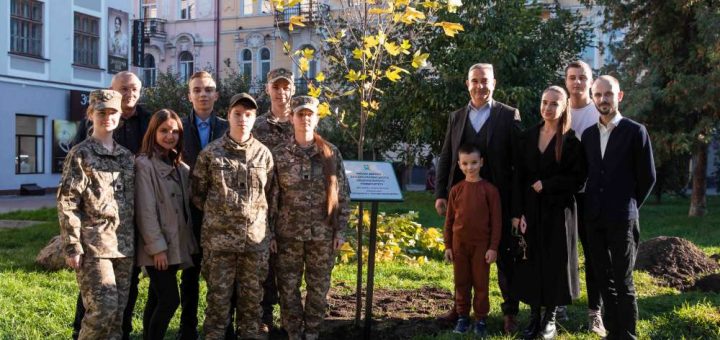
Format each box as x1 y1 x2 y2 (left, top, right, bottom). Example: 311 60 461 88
57 136 135 340
192 132 273 339
253 112 294 150
270 139 350 335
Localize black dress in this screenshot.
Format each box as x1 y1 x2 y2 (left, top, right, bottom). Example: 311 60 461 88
512 123 586 307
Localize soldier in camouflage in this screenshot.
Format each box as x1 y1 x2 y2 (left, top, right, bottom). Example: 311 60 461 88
252 67 296 330
192 93 274 340
57 89 135 340
270 96 350 340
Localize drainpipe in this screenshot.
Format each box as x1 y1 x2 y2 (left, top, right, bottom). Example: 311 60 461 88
215 0 221 80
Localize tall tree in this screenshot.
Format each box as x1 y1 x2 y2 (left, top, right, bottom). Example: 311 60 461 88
593 0 720 216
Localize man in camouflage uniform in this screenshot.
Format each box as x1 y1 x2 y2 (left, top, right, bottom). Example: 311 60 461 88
57 89 135 340
192 93 274 340
252 67 296 329
270 96 351 340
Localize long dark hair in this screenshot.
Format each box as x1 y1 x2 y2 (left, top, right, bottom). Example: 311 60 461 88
542 86 571 162
140 109 185 166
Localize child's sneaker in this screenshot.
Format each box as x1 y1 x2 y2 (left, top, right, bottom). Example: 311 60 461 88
453 316 471 333
473 319 487 337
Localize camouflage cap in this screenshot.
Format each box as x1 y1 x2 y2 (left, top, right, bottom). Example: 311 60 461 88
89 89 122 112
267 68 294 85
291 96 319 114
229 92 258 110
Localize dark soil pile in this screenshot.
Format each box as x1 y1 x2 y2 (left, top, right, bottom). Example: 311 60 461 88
266 286 453 339
635 236 719 290
690 273 720 293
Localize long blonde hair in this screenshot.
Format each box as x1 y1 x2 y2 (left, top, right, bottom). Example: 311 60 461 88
542 85 571 162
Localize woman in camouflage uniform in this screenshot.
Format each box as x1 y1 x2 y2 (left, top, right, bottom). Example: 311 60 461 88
57 89 135 340
134 109 198 339
270 96 350 340
192 93 274 340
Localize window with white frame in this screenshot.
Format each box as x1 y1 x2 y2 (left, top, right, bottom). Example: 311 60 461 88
15 114 45 174
241 49 252 79
142 0 158 18
180 0 195 20
242 0 254 15
143 54 157 87
73 12 100 67
178 51 194 82
10 0 44 57
260 48 271 82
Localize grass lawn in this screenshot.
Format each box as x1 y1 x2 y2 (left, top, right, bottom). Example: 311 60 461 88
0 192 718 338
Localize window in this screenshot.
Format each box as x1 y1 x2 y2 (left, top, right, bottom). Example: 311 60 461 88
180 0 195 19
242 0 254 15
73 13 100 67
15 114 45 174
241 49 252 78
178 51 194 82
10 0 44 57
260 48 271 82
142 0 158 19
300 45 317 79
143 54 157 87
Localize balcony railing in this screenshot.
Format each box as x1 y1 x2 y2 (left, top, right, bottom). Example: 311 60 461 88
143 18 167 39
275 2 329 27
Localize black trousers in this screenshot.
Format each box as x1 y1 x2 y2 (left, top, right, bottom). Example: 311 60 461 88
586 218 640 340
497 238 520 316
73 262 141 340
576 194 603 311
143 265 181 340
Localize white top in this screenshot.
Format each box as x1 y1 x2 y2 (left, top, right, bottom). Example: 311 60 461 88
599 112 623 159
571 102 600 140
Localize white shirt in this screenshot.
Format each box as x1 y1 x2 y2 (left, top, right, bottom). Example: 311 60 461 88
468 100 492 133
598 112 623 159
571 102 600 140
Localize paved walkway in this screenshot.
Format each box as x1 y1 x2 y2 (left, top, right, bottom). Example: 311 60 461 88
0 194 57 214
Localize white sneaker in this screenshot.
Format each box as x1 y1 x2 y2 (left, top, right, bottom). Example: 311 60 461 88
588 311 607 337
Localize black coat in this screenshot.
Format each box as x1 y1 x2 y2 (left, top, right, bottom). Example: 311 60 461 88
512 123 586 307
181 110 228 169
72 105 151 155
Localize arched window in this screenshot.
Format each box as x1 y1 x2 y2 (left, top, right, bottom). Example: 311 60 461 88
178 51 194 82
241 49 252 78
260 48 271 82
143 54 156 87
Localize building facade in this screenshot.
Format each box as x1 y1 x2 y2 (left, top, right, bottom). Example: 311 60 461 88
0 0 134 193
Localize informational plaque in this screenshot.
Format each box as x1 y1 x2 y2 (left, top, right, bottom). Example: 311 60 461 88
344 161 403 202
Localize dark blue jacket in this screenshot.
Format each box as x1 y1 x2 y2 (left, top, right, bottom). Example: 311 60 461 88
581 117 656 223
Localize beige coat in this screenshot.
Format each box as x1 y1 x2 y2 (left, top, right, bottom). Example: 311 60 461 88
135 155 198 268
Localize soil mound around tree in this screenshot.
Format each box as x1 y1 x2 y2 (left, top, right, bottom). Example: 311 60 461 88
310 286 453 339
690 273 720 293
635 236 719 290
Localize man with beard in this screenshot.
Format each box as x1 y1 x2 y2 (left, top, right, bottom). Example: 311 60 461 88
71 71 150 340
435 63 522 335
581 75 655 339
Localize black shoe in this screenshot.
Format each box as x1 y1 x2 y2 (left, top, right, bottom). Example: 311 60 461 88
541 307 557 340
523 306 542 340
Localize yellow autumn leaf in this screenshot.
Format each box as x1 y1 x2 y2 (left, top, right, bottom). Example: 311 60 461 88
434 21 464 37
325 37 340 43
361 100 369 108
274 0 285 11
286 0 302 7
400 39 412 54
396 0 410 6
302 47 315 60
421 0 440 10
383 42 402 56
352 48 365 60
448 0 463 12
315 72 325 82
298 57 309 72
399 7 426 24
412 50 430 68
369 100 380 110
288 15 305 31
385 65 409 82
364 35 379 49
369 5 393 15
282 41 291 53
307 83 321 98
345 69 365 82
317 102 331 118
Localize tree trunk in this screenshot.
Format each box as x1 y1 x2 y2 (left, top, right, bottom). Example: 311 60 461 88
689 141 708 217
